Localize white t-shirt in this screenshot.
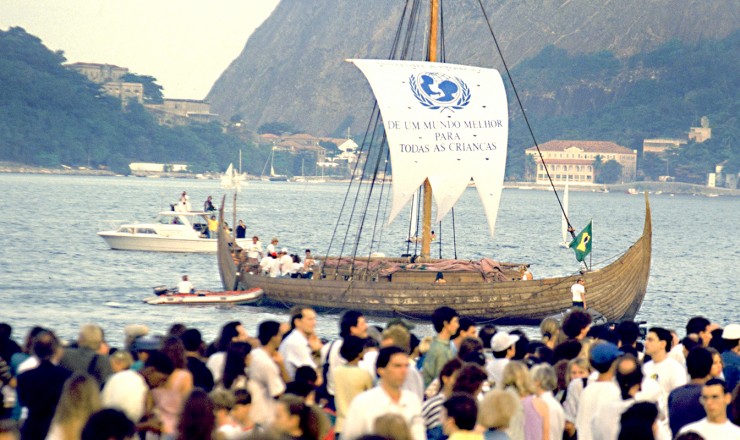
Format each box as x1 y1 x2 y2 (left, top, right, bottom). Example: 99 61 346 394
342 386 425 440
571 283 585 301
591 398 633 440
266 243 276 256
178 280 194 293
247 241 263 259
575 380 620 440
485 358 510 388
207 351 227 384
643 357 687 400
278 330 316 381
259 256 272 274
248 347 286 427
279 254 293 275
541 391 566 440
678 418 740 439
268 258 282 278
101 369 148 423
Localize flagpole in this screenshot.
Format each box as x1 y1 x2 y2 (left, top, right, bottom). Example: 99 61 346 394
588 218 593 271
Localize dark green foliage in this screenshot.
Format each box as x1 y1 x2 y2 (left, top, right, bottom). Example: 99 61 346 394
0 27 258 173
120 73 164 103
257 122 297 135
506 32 740 182
597 160 623 184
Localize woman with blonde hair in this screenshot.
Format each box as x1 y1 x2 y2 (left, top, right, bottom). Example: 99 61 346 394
374 413 413 440
47 373 101 440
502 361 549 440
539 318 560 350
479 389 521 439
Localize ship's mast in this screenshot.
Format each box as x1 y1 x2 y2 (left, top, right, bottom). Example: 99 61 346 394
420 0 440 260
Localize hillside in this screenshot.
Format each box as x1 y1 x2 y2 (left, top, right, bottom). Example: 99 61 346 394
0 27 262 174
208 0 738 138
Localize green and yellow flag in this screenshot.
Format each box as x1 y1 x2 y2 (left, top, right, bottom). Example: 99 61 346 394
569 221 592 262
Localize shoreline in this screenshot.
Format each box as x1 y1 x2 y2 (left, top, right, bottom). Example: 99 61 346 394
2 162 738 196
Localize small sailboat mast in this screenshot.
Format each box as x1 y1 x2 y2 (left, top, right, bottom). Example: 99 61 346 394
420 0 440 260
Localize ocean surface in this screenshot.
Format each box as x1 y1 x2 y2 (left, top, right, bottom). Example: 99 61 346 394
0 174 737 347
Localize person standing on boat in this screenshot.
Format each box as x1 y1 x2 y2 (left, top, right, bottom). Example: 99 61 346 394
179 191 191 211
203 196 216 212
302 249 316 279
278 248 293 277
571 278 586 309
178 275 195 294
247 236 263 260
267 237 279 257
206 215 218 239
235 220 247 239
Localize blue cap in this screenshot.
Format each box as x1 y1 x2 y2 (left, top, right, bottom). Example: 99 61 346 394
590 342 623 365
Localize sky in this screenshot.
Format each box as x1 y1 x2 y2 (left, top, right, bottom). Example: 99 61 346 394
0 0 280 99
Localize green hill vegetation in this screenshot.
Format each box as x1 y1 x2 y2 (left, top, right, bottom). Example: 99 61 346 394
0 27 266 174
505 32 740 182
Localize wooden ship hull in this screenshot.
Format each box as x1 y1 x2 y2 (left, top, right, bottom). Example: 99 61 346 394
217 194 652 323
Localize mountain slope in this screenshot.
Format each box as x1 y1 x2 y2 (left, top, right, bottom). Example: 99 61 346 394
208 0 738 136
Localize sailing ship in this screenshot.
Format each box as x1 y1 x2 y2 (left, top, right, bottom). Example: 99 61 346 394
260 148 288 181
216 1 652 322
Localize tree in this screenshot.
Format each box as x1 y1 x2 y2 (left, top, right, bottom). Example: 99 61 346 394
120 73 164 103
257 122 296 135
597 159 623 184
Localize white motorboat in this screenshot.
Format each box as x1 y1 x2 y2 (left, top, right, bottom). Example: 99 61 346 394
98 210 250 253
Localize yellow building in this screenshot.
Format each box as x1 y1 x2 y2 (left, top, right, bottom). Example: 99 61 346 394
642 138 686 155
526 140 637 185
66 62 129 84
144 99 218 125
102 82 144 104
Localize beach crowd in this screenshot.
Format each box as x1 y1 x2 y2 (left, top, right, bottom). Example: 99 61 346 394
0 308 738 440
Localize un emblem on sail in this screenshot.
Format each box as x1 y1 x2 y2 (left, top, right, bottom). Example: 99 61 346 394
409 73 471 111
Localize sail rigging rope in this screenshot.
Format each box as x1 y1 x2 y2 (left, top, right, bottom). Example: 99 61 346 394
475 0 576 242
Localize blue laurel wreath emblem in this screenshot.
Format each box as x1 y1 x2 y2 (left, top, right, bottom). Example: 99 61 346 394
409 73 471 111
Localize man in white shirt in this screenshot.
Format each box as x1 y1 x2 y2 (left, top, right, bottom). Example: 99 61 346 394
279 307 323 380
591 354 644 440
342 346 425 440
486 331 518 388
643 327 687 400
248 320 288 427
679 378 740 439
278 248 293 276
575 342 622 440
177 275 194 294
246 236 263 259
570 278 586 309
643 327 687 439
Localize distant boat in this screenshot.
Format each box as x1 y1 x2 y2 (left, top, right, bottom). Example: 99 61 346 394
220 163 244 191
559 180 571 248
627 188 639 195
261 149 289 181
145 287 264 305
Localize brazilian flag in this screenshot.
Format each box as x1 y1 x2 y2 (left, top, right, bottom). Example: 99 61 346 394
569 221 592 262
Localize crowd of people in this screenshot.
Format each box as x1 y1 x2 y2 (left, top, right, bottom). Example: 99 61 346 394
0 308 738 440
234 236 317 280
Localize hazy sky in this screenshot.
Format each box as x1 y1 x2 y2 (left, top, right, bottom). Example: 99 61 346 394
0 0 280 99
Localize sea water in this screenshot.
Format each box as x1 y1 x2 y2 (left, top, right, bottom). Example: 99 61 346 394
0 174 737 346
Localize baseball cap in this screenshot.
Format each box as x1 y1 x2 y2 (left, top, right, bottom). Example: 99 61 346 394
491 331 519 352
722 324 740 340
590 342 623 365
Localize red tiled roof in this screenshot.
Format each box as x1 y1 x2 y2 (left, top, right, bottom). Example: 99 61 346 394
526 140 634 154
538 159 593 165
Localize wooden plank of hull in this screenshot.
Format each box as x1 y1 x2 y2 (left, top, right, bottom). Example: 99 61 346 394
218 195 652 323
